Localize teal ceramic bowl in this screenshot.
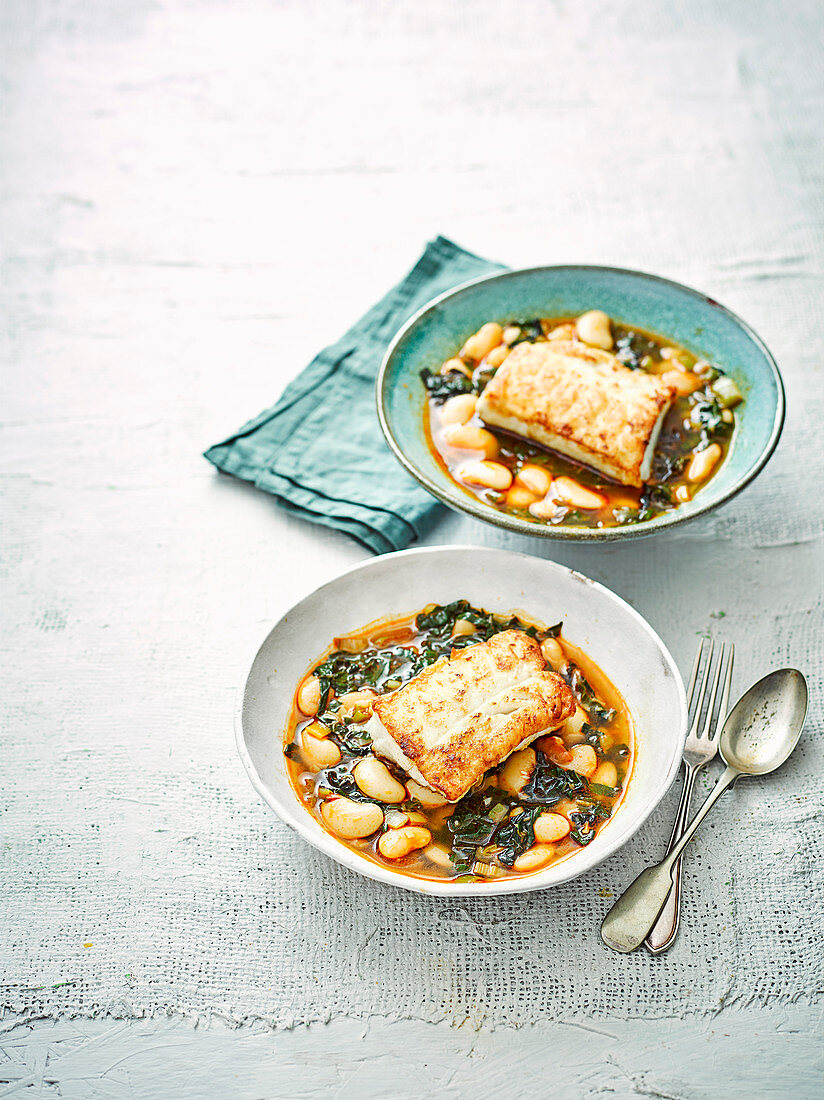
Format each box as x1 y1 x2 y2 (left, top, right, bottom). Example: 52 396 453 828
377 265 784 541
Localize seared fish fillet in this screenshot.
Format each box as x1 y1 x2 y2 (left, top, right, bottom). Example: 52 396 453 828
476 340 675 487
366 630 576 802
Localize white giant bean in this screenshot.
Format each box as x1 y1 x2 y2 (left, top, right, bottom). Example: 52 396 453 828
353 756 406 803
378 826 432 859
301 729 341 771
443 423 500 458
297 675 321 716
591 761 618 788
540 637 564 669
687 443 722 483
516 464 551 496
552 477 607 510
321 797 384 839
462 322 503 360
576 310 613 349
534 812 571 843
406 779 447 808
440 394 478 425
457 460 513 491
513 845 557 871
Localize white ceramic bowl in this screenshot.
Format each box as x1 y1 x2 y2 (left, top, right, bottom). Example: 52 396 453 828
236 547 687 896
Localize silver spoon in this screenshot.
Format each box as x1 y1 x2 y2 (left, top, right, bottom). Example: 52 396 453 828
601 668 808 953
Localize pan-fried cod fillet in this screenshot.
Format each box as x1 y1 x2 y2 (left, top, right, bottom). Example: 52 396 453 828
476 341 676 487
366 630 576 802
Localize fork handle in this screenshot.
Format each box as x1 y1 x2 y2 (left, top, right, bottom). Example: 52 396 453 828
644 762 701 955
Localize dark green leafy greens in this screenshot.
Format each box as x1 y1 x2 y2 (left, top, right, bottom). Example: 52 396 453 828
520 754 588 805
563 665 616 725
569 806 610 846
447 805 501 872
313 648 408 710
319 716 373 756
582 722 603 747
494 806 542 866
416 600 555 643
317 763 378 804
443 746 618 870
614 330 657 369
611 505 652 526
651 451 686 485
445 755 616 870
508 318 544 346
690 396 728 436
420 367 474 401
446 788 511 873
637 483 673 519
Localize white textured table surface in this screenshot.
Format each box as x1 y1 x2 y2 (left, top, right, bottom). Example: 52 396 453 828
2 0 822 1096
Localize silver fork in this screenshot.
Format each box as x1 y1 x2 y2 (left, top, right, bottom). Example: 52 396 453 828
644 638 734 955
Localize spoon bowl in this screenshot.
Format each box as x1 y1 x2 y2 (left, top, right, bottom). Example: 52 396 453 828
720 668 808 775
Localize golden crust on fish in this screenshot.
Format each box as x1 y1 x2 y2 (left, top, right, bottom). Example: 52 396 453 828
476 341 675 487
370 630 576 802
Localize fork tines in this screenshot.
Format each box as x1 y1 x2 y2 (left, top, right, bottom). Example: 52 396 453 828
686 638 735 743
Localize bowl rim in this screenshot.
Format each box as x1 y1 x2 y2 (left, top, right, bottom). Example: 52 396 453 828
234 544 689 897
376 263 786 542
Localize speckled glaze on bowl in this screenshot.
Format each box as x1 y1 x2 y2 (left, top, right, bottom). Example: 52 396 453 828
377 265 784 541
236 546 688 897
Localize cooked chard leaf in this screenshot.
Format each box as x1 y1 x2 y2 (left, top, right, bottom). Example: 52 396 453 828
582 722 602 747
494 807 542 866
521 753 588 804
589 782 620 797
509 318 544 346
415 600 557 646
564 666 616 726
416 600 483 636
447 758 614 868
612 505 653 526
313 646 413 708
690 396 725 434
614 330 657 369
651 451 687 484
420 367 474 402
319 764 378 805
449 811 498 846
326 719 373 756
284 741 299 758
570 809 604 846
447 806 499 873
638 483 674 516
690 393 734 442
446 787 516 872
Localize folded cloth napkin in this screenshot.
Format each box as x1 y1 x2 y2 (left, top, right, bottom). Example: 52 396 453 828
204 236 504 554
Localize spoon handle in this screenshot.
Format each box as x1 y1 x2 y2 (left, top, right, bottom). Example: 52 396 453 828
601 766 739 953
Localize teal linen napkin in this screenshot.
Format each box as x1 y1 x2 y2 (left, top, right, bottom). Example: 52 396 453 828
204 236 504 554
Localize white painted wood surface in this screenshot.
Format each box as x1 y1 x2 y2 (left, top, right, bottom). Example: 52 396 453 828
2 0 822 1095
